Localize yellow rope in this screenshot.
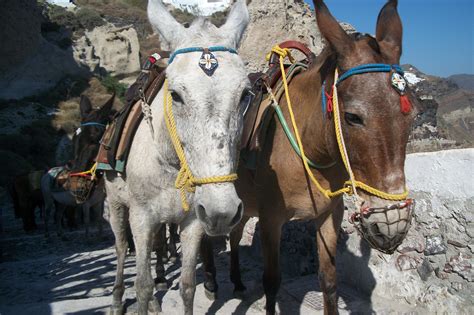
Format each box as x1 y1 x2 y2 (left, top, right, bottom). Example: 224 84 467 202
70 162 98 179
270 45 408 201
163 80 238 211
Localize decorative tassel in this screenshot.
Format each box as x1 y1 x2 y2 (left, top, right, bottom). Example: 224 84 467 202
400 95 411 114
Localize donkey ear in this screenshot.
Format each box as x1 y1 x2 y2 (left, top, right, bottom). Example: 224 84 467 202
376 0 403 64
219 0 250 49
98 93 115 118
313 0 354 59
79 95 93 118
148 0 185 49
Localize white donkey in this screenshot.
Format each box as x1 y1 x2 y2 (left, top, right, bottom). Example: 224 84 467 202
105 1 250 314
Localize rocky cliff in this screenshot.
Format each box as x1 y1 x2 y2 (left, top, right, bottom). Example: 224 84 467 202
403 65 474 151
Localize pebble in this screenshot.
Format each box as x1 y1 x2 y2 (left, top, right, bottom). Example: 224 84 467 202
424 235 447 256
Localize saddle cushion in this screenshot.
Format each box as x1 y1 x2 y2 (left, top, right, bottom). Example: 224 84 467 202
96 54 168 173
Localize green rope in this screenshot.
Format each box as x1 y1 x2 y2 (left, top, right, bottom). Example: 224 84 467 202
273 104 336 169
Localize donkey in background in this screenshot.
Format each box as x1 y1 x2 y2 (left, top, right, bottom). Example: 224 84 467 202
41 94 115 238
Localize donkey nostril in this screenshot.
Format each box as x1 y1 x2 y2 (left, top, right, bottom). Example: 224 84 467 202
197 204 210 224
229 201 243 227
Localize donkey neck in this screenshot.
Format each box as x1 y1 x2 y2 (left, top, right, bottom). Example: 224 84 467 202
284 52 337 166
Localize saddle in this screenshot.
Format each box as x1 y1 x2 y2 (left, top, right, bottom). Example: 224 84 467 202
240 41 315 167
96 52 169 173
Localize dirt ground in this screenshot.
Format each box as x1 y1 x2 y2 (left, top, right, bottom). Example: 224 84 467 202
0 189 409 315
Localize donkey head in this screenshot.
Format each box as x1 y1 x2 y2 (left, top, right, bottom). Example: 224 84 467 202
314 0 418 252
71 94 114 173
148 0 250 235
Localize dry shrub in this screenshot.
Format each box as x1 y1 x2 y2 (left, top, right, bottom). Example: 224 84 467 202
53 99 81 135
52 77 124 135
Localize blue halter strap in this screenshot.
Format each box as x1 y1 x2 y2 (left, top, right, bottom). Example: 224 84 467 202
322 63 404 114
168 46 238 64
81 122 107 128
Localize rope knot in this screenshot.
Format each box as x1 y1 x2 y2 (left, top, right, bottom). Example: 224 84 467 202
266 45 295 63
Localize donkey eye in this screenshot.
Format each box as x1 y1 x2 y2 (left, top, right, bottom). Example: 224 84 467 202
171 91 183 103
344 112 364 126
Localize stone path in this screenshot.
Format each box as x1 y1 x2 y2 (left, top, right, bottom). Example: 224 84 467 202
0 191 407 314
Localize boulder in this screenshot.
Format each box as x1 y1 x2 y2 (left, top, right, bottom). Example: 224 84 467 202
73 24 141 78
238 0 355 72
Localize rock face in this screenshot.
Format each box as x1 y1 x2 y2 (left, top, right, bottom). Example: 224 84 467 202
0 0 42 74
0 0 84 100
239 0 322 72
73 24 141 78
404 65 474 151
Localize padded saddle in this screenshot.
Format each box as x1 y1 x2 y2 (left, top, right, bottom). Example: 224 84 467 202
240 41 315 168
96 52 169 173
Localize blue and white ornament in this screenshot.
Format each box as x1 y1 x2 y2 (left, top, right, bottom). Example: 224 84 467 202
391 72 407 94
199 50 219 76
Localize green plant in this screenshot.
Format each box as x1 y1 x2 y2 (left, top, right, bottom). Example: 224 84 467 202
100 75 128 100
76 7 106 30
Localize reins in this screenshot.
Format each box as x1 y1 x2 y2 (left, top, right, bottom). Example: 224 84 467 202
268 45 409 201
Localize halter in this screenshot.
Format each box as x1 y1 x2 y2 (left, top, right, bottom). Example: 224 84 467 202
168 46 238 64
169 46 238 76
161 46 240 211
267 45 409 201
322 64 411 115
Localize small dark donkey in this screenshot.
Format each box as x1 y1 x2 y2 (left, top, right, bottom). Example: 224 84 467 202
41 94 115 238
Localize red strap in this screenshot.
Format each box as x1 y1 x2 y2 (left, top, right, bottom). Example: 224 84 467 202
400 95 411 114
325 86 334 115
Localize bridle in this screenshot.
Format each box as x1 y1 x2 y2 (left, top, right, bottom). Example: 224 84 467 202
149 46 241 211
322 63 410 115
268 45 414 253
67 121 107 203
268 45 411 201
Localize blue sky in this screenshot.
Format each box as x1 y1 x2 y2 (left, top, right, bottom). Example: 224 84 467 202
304 0 473 77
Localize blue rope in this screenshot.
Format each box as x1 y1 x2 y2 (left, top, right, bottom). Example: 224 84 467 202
337 64 404 85
168 46 238 64
81 122 106 128
321 81 328 114
321 63 404 116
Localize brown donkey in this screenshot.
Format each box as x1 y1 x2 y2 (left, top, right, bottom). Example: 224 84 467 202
201 0 418 313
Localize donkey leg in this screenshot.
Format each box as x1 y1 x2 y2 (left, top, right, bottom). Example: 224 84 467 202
55 203 66 238
200 234 218 300
168 223 179 263
230 215 249 297
154 224 168 291
260 214 284 315
180 219 204 315
41 181 54 238
130 212 158 315
109 202 129 315
83 203 91 238
317 200 344 315
97 202 104 237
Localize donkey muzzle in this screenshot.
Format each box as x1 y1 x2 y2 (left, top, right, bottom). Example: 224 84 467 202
350 199 415 254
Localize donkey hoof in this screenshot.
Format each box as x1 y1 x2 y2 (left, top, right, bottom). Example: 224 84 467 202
204 287 218 301
148 298 162 314
155 281 168 291
108 304 124 315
